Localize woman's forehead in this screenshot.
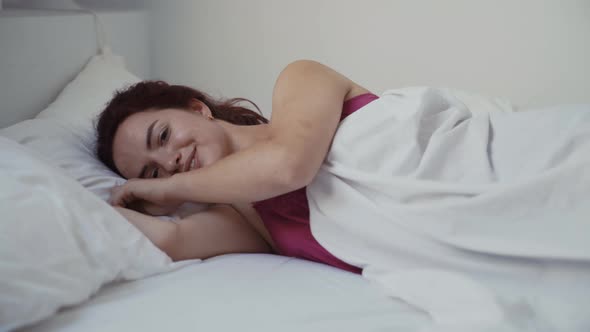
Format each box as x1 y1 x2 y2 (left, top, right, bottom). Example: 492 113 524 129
128 108 190 123
126 109 160 126
120 109 179 132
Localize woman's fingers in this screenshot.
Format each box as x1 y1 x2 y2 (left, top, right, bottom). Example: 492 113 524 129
109 179 157 207
109 178 180 209
109 185 123 206
109 184 133 207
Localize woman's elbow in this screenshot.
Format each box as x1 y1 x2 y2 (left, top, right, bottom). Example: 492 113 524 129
267 139 318 191
277 155 316 191
154 225 184 261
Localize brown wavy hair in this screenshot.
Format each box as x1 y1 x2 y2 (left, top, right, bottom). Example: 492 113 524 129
96 80 268 177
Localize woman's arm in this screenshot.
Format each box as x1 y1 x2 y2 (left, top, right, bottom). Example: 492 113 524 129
114 205 272 261
171 60 370 203
110 60 369 206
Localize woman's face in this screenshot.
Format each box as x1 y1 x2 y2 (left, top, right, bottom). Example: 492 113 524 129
112 100 231 179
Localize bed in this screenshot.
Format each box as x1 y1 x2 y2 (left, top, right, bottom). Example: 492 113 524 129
0 9 431 332
19 255 429 332
2 8 590 332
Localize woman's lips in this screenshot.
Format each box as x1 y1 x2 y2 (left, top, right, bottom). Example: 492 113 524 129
189 146 200 171
183 146 196 172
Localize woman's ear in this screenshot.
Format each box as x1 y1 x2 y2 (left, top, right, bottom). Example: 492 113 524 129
188 98 213 118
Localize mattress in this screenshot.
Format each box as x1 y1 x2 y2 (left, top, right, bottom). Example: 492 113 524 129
20 254 430 332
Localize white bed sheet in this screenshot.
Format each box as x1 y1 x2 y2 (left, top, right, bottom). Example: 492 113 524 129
20 254 430 332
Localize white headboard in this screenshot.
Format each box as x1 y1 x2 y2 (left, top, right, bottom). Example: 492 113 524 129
0 9 150 128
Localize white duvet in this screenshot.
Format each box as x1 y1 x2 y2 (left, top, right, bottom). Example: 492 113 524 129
308 87 590 331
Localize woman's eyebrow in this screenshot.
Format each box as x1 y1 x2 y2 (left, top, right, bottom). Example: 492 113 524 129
146 119 158 150
138 119 158 179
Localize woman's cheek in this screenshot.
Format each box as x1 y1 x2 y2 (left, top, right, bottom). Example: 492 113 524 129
173 130 193 146
204 144 227 168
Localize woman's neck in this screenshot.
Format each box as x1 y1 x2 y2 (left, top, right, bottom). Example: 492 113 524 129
218 121 273 153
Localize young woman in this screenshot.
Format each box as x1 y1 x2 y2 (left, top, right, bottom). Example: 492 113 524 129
97 60 370 273
97 58 590 276
98 62 590 328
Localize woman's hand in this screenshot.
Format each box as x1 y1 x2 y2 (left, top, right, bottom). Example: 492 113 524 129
129 200 181 216
109 178 184 211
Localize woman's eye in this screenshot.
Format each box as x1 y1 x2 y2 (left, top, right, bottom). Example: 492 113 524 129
151 168 159 178
160 128 169 144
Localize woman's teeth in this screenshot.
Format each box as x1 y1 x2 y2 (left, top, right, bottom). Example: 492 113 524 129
190 158 195 170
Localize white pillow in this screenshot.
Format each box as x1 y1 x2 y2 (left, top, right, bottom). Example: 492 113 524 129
0 137 191 331
0 51 205 214
36 49 139 129
0 51 203 330
1 118 124 201
0 51 136 201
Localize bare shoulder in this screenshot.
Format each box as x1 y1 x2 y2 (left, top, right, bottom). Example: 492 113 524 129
275 59 372 102
346 82 372 101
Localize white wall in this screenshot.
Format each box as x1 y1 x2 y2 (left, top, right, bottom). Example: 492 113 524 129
0 9 150 127
149 0 590 117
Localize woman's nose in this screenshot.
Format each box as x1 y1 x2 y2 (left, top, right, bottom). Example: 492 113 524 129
165 152 181 172
154 150 181 174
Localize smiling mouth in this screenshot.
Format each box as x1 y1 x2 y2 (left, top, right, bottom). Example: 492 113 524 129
187 146 199 171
